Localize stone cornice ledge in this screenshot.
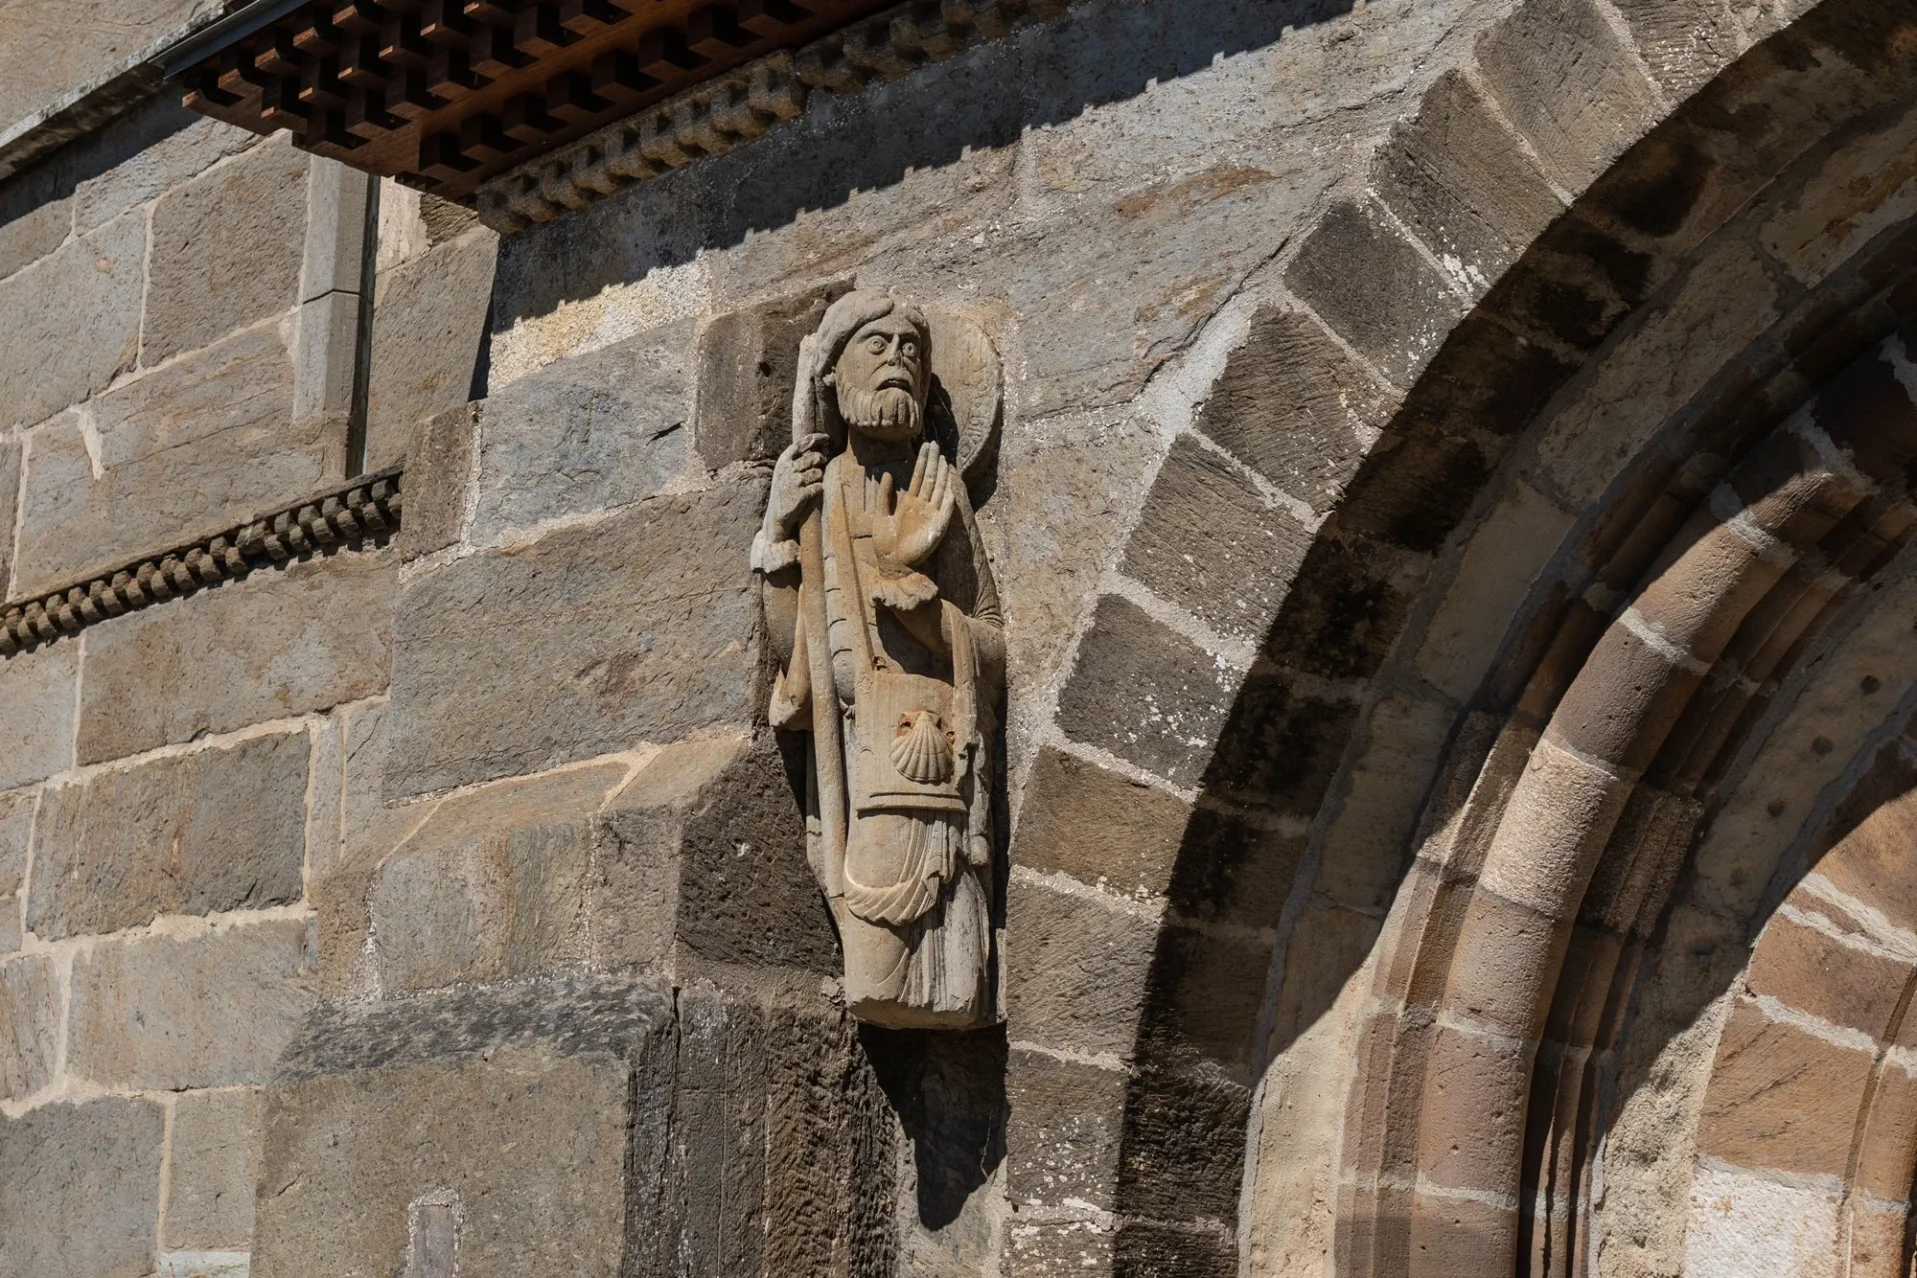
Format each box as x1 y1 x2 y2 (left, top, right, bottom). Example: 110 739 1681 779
0 467 401 658
475 0 1072 233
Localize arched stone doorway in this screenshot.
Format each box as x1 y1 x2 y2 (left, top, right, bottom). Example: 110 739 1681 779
1003 1 1917 1273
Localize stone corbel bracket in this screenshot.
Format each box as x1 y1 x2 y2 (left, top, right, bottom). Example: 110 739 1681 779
476 0 1070 233
0 469 402 658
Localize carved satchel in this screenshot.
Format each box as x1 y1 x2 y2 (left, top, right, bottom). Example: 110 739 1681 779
851 667 970 816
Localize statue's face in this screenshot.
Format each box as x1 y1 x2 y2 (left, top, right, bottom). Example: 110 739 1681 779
834 313 927 442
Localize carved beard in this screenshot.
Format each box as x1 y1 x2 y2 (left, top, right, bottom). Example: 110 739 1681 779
837 383 923 441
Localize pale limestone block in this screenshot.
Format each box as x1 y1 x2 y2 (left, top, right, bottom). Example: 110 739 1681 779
11 323 310 597
76 548 395 763
66 916 318 1091
299 159 374 304
0 211 143 431
0 192 69 283
73 105 261 236
1685 1159 1843 1278
384 481 762 799
1415 482 1574 702
465 319 691 548
164 1088 266 1251
1477 734 1637 920
0 0 215 137
364 230 497 474
143 136 308 366
0 641 77 791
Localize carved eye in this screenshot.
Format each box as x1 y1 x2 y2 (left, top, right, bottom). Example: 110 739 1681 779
867 335 889 354
900 340 918 359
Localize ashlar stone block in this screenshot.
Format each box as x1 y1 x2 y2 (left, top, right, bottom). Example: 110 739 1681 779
467 322 696 547
142 137 309 366
164 1088 266 1252
77 548 395 763
251 977 674 1278
11 322 317 598
0 641 78 792
0 1097 165 1278
363 229 498 473
385 478 765 798
65 916 318 1092
27 730 309 940
0 953 59 1100
0 210 143 431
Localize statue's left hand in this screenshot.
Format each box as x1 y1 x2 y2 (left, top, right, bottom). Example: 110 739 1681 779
879 443 956 569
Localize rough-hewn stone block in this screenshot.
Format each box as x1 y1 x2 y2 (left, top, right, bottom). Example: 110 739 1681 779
0 211 143 431
468 323 695 547
1193 308 1388 516
385 479 764 798
252 977 674 1278
66 916 318 1091
0 1097 165 1278
399 402 478 561
599 734 835 975
0 953 58 1100
1476 0 1662 195
142 138 308 366
0 642 77 791
164 1088 265 1252
1005 1047 1125 1209
363 230 497 473
0 789 28 902
77 548 395 763
1012 747 1191 899
1005 876 1156 1061
12 322 316 598
693 284 850 469
1284 199 1466 389
1610 0 1748 97
1372 70 1566 297
1119 434 1312 646
27 731 308 940
1056 595 1239 789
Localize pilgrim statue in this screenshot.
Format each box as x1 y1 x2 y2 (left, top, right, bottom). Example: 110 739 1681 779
750 291 1004 1030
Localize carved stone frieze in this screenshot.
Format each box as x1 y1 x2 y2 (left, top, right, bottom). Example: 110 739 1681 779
0 469 401 658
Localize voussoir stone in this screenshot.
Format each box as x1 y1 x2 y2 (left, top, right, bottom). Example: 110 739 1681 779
385 477 766 798
65 916 318 1092
468 322 697 547
77 547 395 764
0 1096 165 1278
142 137 308 366
27 730 309 940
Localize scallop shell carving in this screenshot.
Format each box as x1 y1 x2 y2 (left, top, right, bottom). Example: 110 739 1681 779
892 710 954 785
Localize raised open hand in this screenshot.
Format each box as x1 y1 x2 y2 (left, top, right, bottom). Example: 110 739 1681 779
877 442 956 570
769 433 832 538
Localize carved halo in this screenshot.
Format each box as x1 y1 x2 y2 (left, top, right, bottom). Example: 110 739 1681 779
925 311 1003 500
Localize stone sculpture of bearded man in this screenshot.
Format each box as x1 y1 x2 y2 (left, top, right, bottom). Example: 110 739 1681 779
750 291 1004 1030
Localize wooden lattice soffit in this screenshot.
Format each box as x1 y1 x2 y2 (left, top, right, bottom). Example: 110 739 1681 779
165 0 909 202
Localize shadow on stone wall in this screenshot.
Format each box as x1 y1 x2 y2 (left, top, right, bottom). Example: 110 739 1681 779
490 0 1358 327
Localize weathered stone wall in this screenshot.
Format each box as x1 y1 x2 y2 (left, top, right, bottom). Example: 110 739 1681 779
10 0 1917 1276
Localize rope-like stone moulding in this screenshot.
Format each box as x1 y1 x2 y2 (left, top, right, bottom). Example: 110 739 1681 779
474 0 1072 233
0 467 402 659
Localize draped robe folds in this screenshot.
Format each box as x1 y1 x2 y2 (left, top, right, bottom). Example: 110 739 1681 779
761 448 1005 1029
